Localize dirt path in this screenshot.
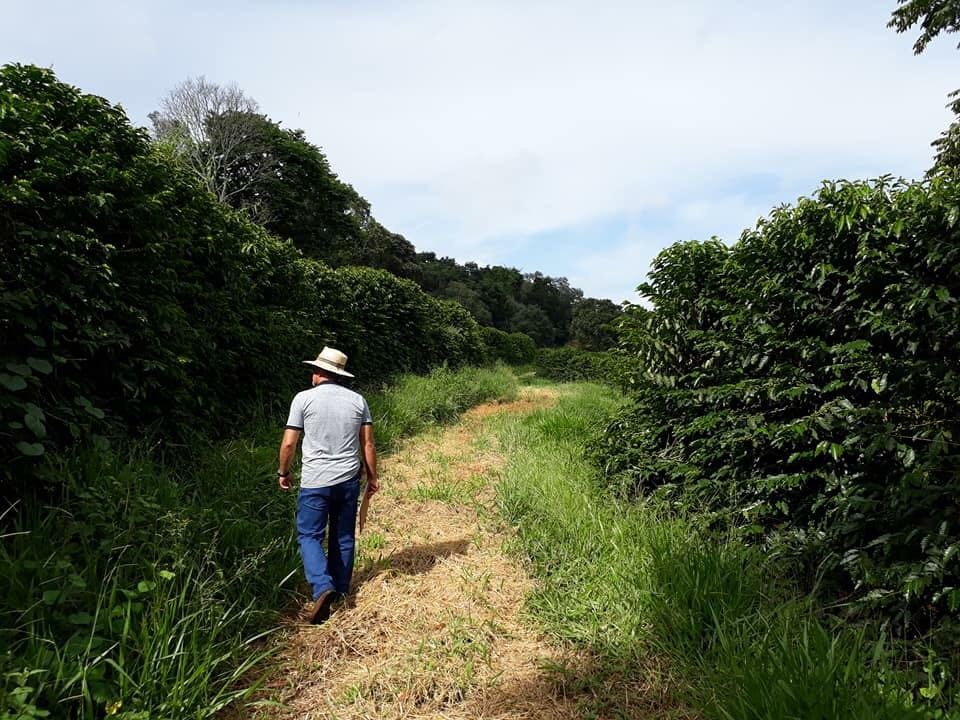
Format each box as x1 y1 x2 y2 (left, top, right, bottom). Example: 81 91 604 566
260 386 612 719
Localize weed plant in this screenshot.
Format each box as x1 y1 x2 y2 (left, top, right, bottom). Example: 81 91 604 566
495 383 949 719
0 365 516 719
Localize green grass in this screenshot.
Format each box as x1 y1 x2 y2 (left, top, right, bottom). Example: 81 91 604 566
0 364 518 720
494 383 944 720
409 472 487 506
509 365 554 387
367 364 517 452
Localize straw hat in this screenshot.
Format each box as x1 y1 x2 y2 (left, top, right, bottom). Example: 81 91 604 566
303 346 354 378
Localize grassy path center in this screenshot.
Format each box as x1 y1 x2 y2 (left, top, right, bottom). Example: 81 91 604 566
263 386 598 719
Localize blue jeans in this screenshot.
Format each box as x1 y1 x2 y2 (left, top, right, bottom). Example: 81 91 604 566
297 477 361 599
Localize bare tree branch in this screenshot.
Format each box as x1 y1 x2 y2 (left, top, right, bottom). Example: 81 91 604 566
150 76 277 217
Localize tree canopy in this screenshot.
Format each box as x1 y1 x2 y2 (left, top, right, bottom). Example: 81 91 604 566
569 298 623 350
888 0 960 53
887 0 960 173
408 253 584 345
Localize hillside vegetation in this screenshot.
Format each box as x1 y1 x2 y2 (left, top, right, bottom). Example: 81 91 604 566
0 64 491 491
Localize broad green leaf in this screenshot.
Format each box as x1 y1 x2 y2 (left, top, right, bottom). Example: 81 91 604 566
5 363 32 376
24 411 45 438
16 441 44 457
0 373 28 391
899 445 916 467
83 404 106 420
26 357 53 374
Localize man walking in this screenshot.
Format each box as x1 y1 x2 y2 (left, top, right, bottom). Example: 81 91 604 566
277 347 379 624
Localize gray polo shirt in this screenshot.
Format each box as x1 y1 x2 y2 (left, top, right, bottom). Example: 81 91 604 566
285 382 373 488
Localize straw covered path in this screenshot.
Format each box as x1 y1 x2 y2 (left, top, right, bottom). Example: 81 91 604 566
259 386 624 719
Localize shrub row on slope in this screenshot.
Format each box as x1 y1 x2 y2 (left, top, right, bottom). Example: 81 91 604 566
0 64 485 490
479 326 537 365
595 176 960 629
533 346 636 388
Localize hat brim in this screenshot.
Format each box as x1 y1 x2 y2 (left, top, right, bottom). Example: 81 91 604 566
302 360 354 378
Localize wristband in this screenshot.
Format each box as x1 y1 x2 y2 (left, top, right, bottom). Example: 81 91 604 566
277 471 290 478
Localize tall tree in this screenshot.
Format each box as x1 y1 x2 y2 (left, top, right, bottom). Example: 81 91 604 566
224 115 371 264
149 76 275 218
356 222 419 277
888 1 960 173
438 281 493 325
930 91 960 173
414 253 470 293
569 298 622 350
520 272 583 345
477 265 524 330
509 304 555 346
888 0 960 53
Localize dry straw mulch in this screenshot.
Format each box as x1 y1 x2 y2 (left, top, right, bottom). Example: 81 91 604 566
257 387 673 719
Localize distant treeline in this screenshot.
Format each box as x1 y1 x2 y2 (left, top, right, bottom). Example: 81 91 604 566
146 75 622 350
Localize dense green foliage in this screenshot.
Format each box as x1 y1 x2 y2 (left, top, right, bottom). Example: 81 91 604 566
0 365 517 719
887 0 960 174
227 115 382 265
479 327 537 365
568 297 622 350
411 257 584 345
889 0 960 54
0 64 484 489
496 384 940 719
533 347 634 388
217 115 422 275
595 177 960 634
930 90 960 175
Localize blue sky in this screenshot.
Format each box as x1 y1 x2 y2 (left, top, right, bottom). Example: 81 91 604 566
4 0 957 302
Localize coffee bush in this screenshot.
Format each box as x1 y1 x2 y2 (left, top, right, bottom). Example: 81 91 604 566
594 176 960 629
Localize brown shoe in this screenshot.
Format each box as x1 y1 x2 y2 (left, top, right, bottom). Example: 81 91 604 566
306 590 334 625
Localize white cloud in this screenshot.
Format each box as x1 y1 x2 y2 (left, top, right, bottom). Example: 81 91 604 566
568 191 776 303
569 237 661 306
3 0 958 295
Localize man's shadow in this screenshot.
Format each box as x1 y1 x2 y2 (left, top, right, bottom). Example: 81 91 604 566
347 537 471 601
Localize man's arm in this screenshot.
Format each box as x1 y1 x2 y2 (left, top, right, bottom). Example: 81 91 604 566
277 428 301 491
360 424 379 494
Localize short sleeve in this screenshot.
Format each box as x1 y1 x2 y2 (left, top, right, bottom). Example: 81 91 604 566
361 397 373 425
285 394 305 430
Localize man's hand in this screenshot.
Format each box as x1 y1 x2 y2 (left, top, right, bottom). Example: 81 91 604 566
360 424 378 496
277 427 301 493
